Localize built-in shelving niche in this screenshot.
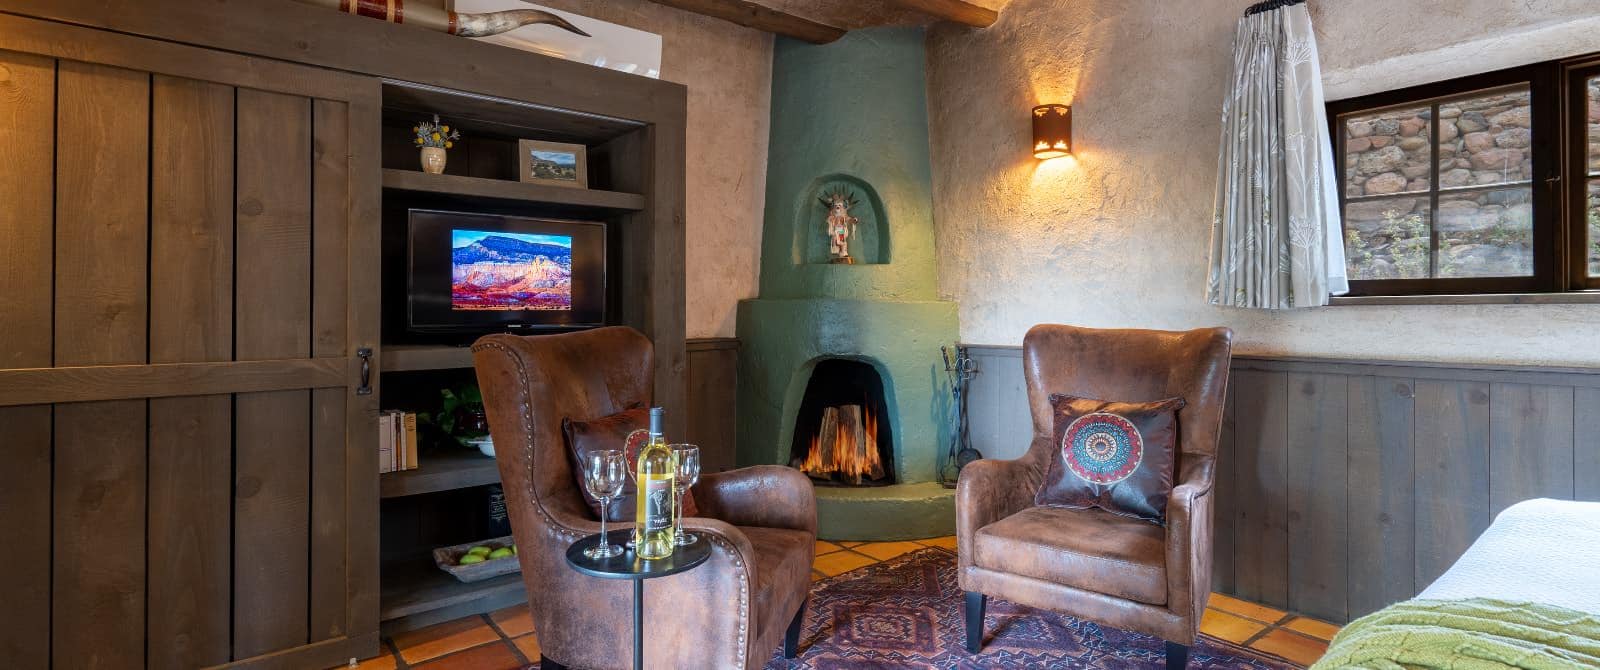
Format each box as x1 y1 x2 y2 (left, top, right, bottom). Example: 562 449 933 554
795 173 889 265
376 79 665 634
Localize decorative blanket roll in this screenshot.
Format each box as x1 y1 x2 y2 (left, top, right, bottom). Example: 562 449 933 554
1312 598 1600 670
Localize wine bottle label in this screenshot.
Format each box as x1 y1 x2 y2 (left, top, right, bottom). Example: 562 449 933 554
640 475 673 531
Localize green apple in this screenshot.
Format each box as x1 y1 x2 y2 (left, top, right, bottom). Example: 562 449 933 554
466 545 492 557
488 547 514 560
458 554 486 565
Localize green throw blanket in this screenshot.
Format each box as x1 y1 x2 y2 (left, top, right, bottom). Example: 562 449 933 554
1313 598 1600 670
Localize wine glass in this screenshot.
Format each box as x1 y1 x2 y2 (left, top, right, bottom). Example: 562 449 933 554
583 449 627 559
670 444 701 546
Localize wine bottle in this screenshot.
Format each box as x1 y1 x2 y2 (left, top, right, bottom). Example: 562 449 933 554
633 407 677 559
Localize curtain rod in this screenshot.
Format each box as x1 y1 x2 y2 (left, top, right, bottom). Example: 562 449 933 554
1244 0 1306 16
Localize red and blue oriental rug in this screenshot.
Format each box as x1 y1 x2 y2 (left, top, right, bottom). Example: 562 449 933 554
762 547 1295 669
525 547 1296 669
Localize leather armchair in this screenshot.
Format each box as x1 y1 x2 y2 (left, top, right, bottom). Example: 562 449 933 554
473 327 817 669
956 324 1232 669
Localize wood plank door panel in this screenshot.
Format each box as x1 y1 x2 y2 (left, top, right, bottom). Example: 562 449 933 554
53 59 151 670
0 17 380 670
147 72 236 670
0 48 55 668
233 87 318 662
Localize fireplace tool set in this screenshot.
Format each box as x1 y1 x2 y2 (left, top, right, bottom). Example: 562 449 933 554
938 345 982 488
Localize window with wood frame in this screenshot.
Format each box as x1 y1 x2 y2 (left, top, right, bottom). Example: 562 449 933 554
1328 53 1600 296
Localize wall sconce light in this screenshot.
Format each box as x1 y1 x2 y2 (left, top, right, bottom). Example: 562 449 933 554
1032 104 1071 159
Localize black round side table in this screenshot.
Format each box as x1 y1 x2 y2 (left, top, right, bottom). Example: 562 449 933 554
564 529 712 670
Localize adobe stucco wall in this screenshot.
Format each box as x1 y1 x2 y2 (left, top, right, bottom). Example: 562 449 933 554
926 0 1600 365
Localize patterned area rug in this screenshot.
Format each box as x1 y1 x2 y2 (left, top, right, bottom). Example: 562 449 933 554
762 547 1296 670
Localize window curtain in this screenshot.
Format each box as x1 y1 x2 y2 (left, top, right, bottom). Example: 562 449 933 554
1207 0 1348 309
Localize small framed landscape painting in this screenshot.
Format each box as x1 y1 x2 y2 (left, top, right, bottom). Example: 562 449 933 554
518 139 588 189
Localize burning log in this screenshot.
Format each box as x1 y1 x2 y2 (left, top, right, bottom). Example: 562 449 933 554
796 402 884 485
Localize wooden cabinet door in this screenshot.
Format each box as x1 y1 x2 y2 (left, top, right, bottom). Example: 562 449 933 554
0 14 381 669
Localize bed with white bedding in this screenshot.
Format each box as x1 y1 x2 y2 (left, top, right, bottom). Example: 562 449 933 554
1417 498 1600 616
1314 498 1600 669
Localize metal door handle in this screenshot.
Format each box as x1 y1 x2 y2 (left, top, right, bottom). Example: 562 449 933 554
357 347 373 396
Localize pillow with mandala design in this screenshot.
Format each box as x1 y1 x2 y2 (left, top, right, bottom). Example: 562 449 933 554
1034 394 1185 524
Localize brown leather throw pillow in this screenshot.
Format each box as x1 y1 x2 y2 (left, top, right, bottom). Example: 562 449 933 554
563 408 698 522
1034 394 1185 524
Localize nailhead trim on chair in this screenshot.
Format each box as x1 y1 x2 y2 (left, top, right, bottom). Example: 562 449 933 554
471 341 578 539
698 531 751 668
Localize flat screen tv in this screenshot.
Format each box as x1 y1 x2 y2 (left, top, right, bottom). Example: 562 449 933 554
407 209 606 333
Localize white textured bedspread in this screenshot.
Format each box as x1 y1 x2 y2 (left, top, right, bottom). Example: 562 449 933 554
1418 498 1600 615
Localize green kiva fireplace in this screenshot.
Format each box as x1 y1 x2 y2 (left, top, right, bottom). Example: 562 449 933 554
737 27 959 541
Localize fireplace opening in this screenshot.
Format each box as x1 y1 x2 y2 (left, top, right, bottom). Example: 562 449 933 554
788 359 895 487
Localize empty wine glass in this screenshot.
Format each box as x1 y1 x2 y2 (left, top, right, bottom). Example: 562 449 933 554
583 449 627 559
671 444 701 546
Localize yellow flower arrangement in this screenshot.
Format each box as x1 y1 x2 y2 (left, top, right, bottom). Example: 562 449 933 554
414 114 460 149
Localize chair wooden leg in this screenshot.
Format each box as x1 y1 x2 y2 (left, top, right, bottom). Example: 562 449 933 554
783 597 808 658
964 591 987 653
1165 641 1189 669
539 655 568 669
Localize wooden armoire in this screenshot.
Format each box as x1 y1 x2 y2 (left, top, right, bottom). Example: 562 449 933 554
0 1 688 667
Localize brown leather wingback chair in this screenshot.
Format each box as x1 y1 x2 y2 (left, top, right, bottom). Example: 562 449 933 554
956 324 1232 669
473 327 817 669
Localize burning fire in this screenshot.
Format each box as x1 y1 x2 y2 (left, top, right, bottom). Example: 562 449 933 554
797 403 884 485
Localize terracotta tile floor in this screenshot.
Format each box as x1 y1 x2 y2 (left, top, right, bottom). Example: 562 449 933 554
345 536 1338 669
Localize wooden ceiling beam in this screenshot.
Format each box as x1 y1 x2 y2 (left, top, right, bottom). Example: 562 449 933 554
646 0 846 44
882 0 998 27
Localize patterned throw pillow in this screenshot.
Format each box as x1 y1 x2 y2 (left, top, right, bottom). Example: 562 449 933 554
1034 394 1185 524
563 408 698 522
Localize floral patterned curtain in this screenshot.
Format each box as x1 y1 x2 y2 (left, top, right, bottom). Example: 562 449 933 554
1207 0 1347 309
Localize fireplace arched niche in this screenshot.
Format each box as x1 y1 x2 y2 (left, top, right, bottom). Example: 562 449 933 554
787 357 895 486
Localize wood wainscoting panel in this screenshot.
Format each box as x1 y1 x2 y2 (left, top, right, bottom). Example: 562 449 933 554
1285 373 1349 623
1231 370 1289 607
1345 376 1417 619
1412 380 1492 589
1488 383 1575 516
686 338 739 472
961 345 1600 623
1212 384 1237 594
1578 388 1600 501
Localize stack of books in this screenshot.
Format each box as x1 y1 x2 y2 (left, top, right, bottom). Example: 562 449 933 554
379 411 419 474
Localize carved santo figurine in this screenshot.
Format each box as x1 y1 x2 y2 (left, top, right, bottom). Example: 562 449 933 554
819 188 859 263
